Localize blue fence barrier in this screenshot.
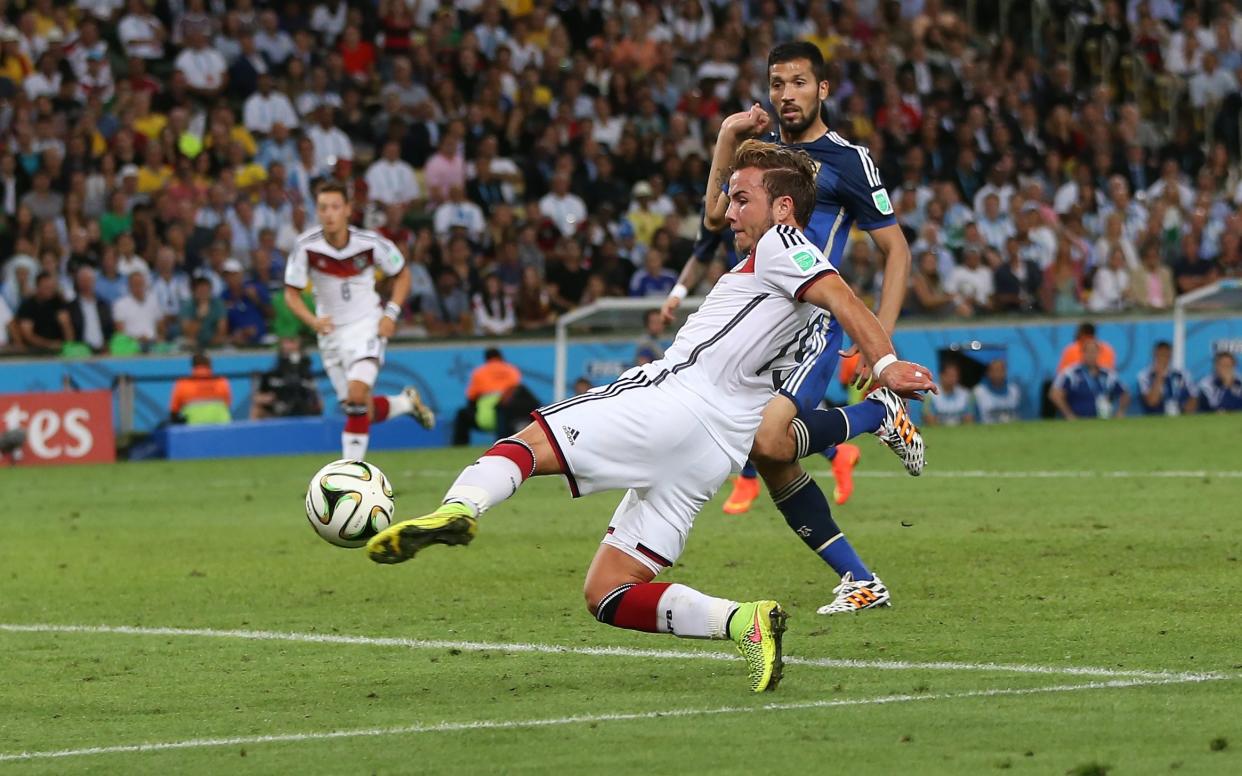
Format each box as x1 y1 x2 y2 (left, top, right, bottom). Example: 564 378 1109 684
3 313 1240 448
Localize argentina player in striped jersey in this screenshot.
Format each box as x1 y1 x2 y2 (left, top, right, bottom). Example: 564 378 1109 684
367 142 936 692
665 42 921 614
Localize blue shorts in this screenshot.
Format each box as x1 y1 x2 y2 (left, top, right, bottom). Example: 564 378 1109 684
777 316 843 415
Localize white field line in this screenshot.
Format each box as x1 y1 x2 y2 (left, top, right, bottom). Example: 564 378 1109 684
0 675 1223 763
0 623 1216 682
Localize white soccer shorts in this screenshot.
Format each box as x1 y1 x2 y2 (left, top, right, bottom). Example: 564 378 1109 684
532 374 733 574
319 312 386 402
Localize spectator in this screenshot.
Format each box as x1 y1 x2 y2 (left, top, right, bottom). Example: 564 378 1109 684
67 266 114 354
973 359 1023 424
1040 241 1086 315
250 338 322 419
15 271 72 354
993 239 1043 313
423 269 471 337
220 258 270 347
1087 247 1132 313
1057 322 1118 372
20 170 63 222
174 28 227 99
118 0 166 61
94 248 129 307
515 265 555 331
1173 232 1220 294
307 106 353 170
1138 341 1196 416
471 274 515 337
1127 242 1176 310
433 185 486 243
906 251 955 316
169 352 231 425
539 173 588 239
924 361 975 426
112 271 164 347
366 140 421 209
945 246 993 315
626 180 666 246
243 73 299 136
546 239 593 312
115 233 150 278
628 248 678 298
180 276 227 350
423 131 466 205
452 347 526 445
1197 351 1242 412
635 309 666 365
1049 340 1130 420
150 247 190 336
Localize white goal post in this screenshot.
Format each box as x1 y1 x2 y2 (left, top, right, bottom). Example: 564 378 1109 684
552 296 705 402
1172 278 1242 371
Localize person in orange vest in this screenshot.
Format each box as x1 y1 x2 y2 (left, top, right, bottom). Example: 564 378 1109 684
1057 322 1116 373
170 353 233 424
452 347 528 444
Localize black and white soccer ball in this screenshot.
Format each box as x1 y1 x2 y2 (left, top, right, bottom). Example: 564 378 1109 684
305 460 395 548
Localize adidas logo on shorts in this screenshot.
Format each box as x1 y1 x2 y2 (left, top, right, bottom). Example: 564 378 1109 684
562 426 580 445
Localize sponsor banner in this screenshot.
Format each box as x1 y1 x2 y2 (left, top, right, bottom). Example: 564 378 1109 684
0 390 115 465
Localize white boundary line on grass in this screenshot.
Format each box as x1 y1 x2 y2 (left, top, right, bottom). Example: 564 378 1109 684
0 675 1222 763
0 623 1217 681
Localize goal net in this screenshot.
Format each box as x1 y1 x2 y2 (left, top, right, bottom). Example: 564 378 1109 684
552 297 704 402
1172 278 1242 371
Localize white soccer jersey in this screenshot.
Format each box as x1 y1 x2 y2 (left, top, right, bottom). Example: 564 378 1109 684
645 224 837 465
285 227 405 326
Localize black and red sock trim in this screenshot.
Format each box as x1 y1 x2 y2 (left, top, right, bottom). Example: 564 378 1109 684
485 438 536 480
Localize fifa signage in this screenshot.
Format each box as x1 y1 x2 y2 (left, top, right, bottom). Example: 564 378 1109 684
0 390 116 466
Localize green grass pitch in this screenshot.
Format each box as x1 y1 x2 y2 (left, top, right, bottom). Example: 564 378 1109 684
2 414 1240 774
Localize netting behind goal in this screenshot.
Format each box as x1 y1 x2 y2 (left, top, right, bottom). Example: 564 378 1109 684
1173 279 1242 371
552 297 704 402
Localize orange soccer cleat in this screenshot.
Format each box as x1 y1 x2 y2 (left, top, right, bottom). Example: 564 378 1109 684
722 475 762 515
830 443 861 505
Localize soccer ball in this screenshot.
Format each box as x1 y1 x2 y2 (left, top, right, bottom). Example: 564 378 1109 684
305 460 395 548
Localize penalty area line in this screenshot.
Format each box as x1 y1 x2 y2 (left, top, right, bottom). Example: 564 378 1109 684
0 675 1223 763
0 623 1217 682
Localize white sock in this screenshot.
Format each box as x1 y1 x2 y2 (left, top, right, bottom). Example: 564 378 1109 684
654 583 737 640
442 454 524 517
342 432 369 460
385 392 412 416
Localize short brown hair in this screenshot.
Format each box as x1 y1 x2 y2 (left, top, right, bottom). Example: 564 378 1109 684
731 139 817 228
315 181 349 202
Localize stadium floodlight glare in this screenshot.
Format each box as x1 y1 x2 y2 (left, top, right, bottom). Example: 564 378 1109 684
553 296 705 402
1172 279 1242 371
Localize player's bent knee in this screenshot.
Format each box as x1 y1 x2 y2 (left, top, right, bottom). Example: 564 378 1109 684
751 425 796 465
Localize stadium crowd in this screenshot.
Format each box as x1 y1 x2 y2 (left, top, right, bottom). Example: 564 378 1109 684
0 0 1241 358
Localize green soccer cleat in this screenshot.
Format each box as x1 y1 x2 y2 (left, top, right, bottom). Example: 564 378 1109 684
728 600 787 692
367 502 477 564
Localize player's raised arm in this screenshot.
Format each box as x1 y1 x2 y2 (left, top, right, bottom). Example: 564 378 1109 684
704 104 770 231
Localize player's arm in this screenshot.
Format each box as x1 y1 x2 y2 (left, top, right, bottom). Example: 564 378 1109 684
1114 381 1130 417
378 265 410 338
868 224 912 336
1047 374 1076 420
1140 372 1164 411
800 273 936 399
704 104 770 231
284 241 331 334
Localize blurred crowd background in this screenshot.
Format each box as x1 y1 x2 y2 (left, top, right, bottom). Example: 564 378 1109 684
1 0 1241 357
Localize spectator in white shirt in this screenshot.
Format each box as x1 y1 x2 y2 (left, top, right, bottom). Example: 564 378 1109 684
310 0 348 46
23 54 62 100
112 271 164 345
254 182 292 236
255 10 295 67
276 203 312 255
433 185 487 242
538 174 587 239
472 273 516 336
243 73 299 135
118 0 165 60
149 247 191 332
174 29 228 98
296 67 343 117
946 246 994 315
976 193 1015 250
1088 246 1132 313
365 140 421 208
115 233 150 278
307 106 353 169
1189 52 1239 108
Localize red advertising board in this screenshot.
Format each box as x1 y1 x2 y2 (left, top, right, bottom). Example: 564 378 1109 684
0 390 116 465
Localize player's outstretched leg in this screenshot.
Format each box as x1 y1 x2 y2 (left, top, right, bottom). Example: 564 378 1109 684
368 434 541 564
371 386 436 430
585 545 786 692
790 387 924 476
867 387 925 475
758 459 891 616
722 460 762 515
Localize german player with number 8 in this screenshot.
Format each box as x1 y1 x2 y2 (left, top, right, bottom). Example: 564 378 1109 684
367 141 937 693
284 182 435 460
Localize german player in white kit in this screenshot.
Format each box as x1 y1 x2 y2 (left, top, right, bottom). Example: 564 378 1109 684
284 182 435 460
367 142 936 693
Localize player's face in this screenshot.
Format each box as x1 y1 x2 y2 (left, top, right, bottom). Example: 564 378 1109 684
725 168 775 246
316 192 349 236
768 59 828 137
